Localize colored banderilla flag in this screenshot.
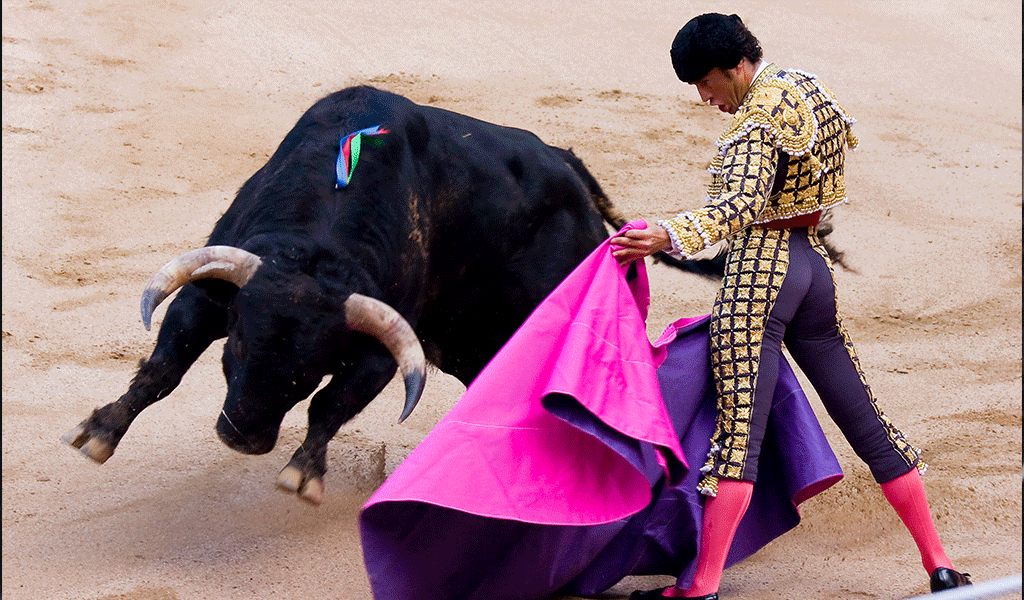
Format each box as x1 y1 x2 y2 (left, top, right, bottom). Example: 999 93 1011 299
336 125 390 188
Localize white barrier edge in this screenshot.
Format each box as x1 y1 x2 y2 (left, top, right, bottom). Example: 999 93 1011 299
903 574 1022 600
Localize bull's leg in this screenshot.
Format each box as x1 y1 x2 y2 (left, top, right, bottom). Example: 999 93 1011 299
277 351 397 504
62 286 229 462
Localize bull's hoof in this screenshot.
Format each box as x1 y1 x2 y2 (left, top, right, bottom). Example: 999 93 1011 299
60 423 116 463
276 464 325 505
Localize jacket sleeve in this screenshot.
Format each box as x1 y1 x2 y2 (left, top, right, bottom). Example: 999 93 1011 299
658 124 778 258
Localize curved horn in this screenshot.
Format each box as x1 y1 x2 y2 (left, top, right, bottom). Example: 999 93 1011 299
344 294 427 423
140 245 262 330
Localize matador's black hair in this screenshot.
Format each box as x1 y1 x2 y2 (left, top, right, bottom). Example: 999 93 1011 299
670 13 763 83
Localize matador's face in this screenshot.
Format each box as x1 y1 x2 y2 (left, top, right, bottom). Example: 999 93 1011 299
691 65 749 115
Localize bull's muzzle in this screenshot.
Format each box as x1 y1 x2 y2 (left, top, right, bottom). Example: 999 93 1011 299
215 410 278 455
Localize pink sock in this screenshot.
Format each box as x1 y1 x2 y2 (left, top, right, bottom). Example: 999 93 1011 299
879 468 952 573
680 479 755 597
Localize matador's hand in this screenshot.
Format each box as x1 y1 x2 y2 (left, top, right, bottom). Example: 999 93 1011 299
610 224 673 264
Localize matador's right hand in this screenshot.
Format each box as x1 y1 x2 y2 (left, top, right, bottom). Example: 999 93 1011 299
610 224 674 264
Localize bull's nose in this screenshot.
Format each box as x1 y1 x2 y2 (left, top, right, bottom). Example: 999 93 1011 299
216 411 277 455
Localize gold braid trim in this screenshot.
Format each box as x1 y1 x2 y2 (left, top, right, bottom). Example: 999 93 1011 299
697 474 719 497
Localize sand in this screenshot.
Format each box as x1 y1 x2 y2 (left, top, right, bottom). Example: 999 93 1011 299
2 1 1021 599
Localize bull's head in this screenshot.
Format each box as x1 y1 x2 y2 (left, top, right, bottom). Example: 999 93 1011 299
138 246 426 454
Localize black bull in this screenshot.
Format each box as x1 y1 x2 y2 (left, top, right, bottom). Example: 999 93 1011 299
62 85 720 504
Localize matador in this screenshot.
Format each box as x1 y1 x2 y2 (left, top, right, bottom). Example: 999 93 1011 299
611 12 972 600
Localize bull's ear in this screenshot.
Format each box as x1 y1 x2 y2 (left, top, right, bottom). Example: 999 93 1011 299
405 113 430 155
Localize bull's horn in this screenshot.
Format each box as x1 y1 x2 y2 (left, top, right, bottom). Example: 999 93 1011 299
140 246 262 330
344 294 427 423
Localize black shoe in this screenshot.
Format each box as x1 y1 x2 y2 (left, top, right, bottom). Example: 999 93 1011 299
629 588 718 600
929 567 972 592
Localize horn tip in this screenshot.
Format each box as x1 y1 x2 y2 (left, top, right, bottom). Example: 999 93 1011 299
140 291 157 331
397 369 427 423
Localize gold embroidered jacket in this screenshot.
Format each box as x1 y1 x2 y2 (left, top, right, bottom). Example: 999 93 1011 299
660 64 859 257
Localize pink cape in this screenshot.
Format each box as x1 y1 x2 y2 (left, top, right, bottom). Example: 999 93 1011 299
364 220 685 525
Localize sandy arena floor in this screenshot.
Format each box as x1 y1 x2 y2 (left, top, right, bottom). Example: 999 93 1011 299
3 2 1021 599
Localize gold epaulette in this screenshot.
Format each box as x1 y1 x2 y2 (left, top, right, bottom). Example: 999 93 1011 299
718 75 817 158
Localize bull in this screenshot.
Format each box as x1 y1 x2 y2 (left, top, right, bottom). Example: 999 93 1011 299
62 85 642 504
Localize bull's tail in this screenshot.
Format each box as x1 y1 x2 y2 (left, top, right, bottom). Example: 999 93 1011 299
815 209 856 273
560 148 627 231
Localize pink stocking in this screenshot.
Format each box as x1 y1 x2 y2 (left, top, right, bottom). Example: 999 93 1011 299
675 479 755 597
879 468 952 574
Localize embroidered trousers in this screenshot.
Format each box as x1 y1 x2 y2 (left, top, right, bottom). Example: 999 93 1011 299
700 226 920 491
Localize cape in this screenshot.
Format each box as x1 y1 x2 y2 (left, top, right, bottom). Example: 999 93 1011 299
360 222 843 600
